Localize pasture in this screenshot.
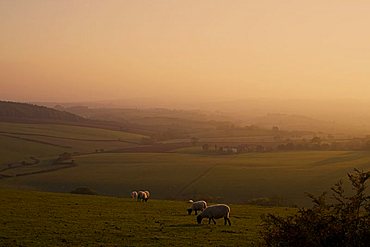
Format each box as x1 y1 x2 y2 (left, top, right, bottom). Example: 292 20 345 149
1 151 369 206
1 121 369 207
0 188 294 246
1 121 369 246
0 135 70 165
0 122 146 164
0 122 146 141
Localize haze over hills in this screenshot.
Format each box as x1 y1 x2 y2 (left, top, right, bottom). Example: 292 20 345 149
3 0 370 135
32 98 370 136
0 100 316 143
2 98 368 139
1 100 369 208
195 98 370 132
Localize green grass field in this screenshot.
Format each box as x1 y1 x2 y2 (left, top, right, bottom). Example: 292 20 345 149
0 188 295 246
0 135 70 165
1 121 369 245
1 151 369 206
1 121 369 207
0 122 146 141
0 122 146 164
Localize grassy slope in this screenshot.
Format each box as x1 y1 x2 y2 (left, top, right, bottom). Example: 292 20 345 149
1 151 369 206
0 188 294 246
0 122 146 164
0 122 146 141
0 135 69 165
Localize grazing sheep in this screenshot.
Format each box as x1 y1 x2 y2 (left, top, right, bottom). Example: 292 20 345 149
131 191 138 200
196 204 231 226
187 200 207 215
137 190 148 202
137 191 145 201
144 190 150 201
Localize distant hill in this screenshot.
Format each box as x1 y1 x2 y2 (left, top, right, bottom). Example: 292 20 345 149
52 106 236 139
0 101 131 132
252 114 334 132
0 101 228 138
0 101 86 123
60 106 312 140
19 101 318 140
195 98 370 135
251 113 350 134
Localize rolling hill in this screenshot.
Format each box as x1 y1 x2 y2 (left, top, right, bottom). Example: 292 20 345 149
0 101 136 132
0 101 86 123
1 150 369 207
0 187 295 246
0 122 147 165
1 100 368 208
51 104 315 141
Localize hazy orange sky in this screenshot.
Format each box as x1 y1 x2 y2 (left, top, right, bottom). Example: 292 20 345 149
1 0 370 103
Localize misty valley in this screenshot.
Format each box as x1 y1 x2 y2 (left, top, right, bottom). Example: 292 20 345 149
0 101 369 246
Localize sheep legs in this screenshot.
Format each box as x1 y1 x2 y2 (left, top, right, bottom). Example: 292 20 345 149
224 217 231 226
208 217 216 224
206 217 230 225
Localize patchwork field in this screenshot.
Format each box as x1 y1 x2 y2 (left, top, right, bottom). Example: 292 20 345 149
0 122 147 164
0 122 146 141
1 121 369 207
1 121 369 246
0 188 295 246
1 151 369 206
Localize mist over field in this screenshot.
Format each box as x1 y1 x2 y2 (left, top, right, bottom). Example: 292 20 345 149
34 97 370 136
3 0 370 135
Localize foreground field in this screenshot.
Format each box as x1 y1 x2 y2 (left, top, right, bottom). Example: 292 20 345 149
1 151 369 206
0 188 294 246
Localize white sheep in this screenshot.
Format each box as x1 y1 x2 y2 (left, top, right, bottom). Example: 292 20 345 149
131 191 138 200
196 204 231 226
144 190 150 201
187 200 207 215
137 190 148 202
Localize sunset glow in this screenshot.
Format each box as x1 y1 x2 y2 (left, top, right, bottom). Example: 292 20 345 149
1 0 370 102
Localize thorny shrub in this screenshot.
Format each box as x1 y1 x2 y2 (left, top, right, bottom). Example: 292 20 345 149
261 169 370 247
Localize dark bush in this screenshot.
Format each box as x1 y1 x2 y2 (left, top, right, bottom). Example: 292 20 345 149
261 169 370 247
